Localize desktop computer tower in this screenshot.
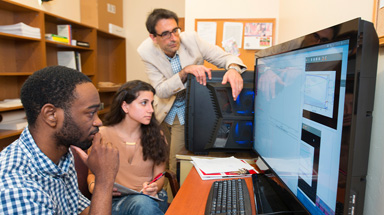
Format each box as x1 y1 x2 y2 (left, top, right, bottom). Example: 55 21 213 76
185 70 254 155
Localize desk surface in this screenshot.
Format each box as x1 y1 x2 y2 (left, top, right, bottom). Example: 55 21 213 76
166 167 256 215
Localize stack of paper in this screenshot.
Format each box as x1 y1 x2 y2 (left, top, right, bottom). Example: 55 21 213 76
191 156 257 180
0 99 22 108
0 110 27 130
0 22 41 39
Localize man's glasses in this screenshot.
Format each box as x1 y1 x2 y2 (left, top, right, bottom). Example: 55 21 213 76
313 32 331 43
155 27 181 39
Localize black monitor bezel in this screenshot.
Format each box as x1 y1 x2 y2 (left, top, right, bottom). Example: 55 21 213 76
252 17 378 215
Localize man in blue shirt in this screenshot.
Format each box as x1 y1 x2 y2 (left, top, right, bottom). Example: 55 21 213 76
0 66 119 214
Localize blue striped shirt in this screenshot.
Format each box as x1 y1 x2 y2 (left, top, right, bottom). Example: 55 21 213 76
164 53 186 125
0 127 90 214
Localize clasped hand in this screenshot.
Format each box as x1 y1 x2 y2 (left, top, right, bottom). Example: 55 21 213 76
71 133 119 188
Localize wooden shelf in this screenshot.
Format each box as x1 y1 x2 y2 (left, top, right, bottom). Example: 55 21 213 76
0 129 23 140
98 106 111 116
379 36 384 46
98 86 121 92
0 0 40 13
97 29 125 39
0 32 41 41
45 40 93 51
0 1 126 146
0 106 23 112
0 73 33 76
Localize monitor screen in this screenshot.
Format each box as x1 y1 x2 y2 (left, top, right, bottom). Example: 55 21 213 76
253 18 378 215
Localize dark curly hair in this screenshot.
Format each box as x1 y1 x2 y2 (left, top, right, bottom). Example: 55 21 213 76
103 80 168 165
20 66 92 127
145 8 179 35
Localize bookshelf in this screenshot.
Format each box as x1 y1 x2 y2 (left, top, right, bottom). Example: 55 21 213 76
0 0 126 148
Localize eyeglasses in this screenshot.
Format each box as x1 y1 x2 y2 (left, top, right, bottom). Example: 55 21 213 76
155 27 181 39
313 32 331 43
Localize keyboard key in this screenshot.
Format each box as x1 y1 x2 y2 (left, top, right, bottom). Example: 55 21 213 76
205 178 252 215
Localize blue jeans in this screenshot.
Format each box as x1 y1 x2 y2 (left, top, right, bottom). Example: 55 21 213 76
112 189 168 215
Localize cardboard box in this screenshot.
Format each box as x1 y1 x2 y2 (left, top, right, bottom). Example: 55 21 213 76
80 0 123 35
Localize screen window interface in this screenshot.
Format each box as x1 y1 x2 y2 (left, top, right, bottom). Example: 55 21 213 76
254 40 349 215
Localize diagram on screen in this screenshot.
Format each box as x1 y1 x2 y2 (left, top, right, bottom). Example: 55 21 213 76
303 71 336 118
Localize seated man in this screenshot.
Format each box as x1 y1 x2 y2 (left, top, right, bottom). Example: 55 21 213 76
0 66 119 214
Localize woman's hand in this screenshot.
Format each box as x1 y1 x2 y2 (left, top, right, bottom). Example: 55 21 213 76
112 186 122 197
141 181 158 197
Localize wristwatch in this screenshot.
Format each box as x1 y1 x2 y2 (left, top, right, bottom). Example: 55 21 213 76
228 65 242 74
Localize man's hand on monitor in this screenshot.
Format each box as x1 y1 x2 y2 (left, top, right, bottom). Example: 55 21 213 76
179 65 212 85
222 69 244 101
258 68 285 101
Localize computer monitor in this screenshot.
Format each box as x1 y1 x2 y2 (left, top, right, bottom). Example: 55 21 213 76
185 70 254 154
253 18 378 215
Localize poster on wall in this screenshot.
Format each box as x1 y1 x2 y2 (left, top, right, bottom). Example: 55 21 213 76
243 22 273 50
197 22 217 45
223 22 243 49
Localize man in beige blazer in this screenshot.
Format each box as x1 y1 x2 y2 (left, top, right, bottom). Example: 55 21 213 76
137 8 246 175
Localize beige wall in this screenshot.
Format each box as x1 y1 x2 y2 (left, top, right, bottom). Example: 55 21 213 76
123 0 185 82
367 48 384 215
185 0 280 34
278 0 376 43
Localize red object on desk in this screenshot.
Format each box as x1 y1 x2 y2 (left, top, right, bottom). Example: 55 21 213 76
165 167 256 215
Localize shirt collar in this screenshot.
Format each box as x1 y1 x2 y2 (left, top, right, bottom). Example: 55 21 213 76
165 51 179 61
19 126 73 177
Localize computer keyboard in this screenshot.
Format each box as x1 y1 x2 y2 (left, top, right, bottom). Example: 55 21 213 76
205 178 252 215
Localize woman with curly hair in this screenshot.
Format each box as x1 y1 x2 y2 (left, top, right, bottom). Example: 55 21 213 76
87 80 169 215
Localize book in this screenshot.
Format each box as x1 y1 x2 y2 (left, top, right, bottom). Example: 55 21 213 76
45 34 69 44
75 52 82 72
113 182 163 201
57 51 77 70
57 24 72 45
71 39 90 48
0 119 27 130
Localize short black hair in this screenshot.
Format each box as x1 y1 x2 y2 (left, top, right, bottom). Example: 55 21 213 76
145 8 179 35
20 66 92 127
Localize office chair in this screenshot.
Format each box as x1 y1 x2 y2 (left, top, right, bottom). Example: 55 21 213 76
71 148 180 200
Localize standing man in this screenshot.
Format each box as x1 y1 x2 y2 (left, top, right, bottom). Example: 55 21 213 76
137 8 247 174
0 66 119 214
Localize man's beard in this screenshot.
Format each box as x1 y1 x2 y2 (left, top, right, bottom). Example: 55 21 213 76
55 112 98 150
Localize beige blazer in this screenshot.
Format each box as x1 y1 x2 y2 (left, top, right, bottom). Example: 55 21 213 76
137 31 246 123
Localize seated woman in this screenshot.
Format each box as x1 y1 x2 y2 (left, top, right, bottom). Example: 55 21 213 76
87 80 169 215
